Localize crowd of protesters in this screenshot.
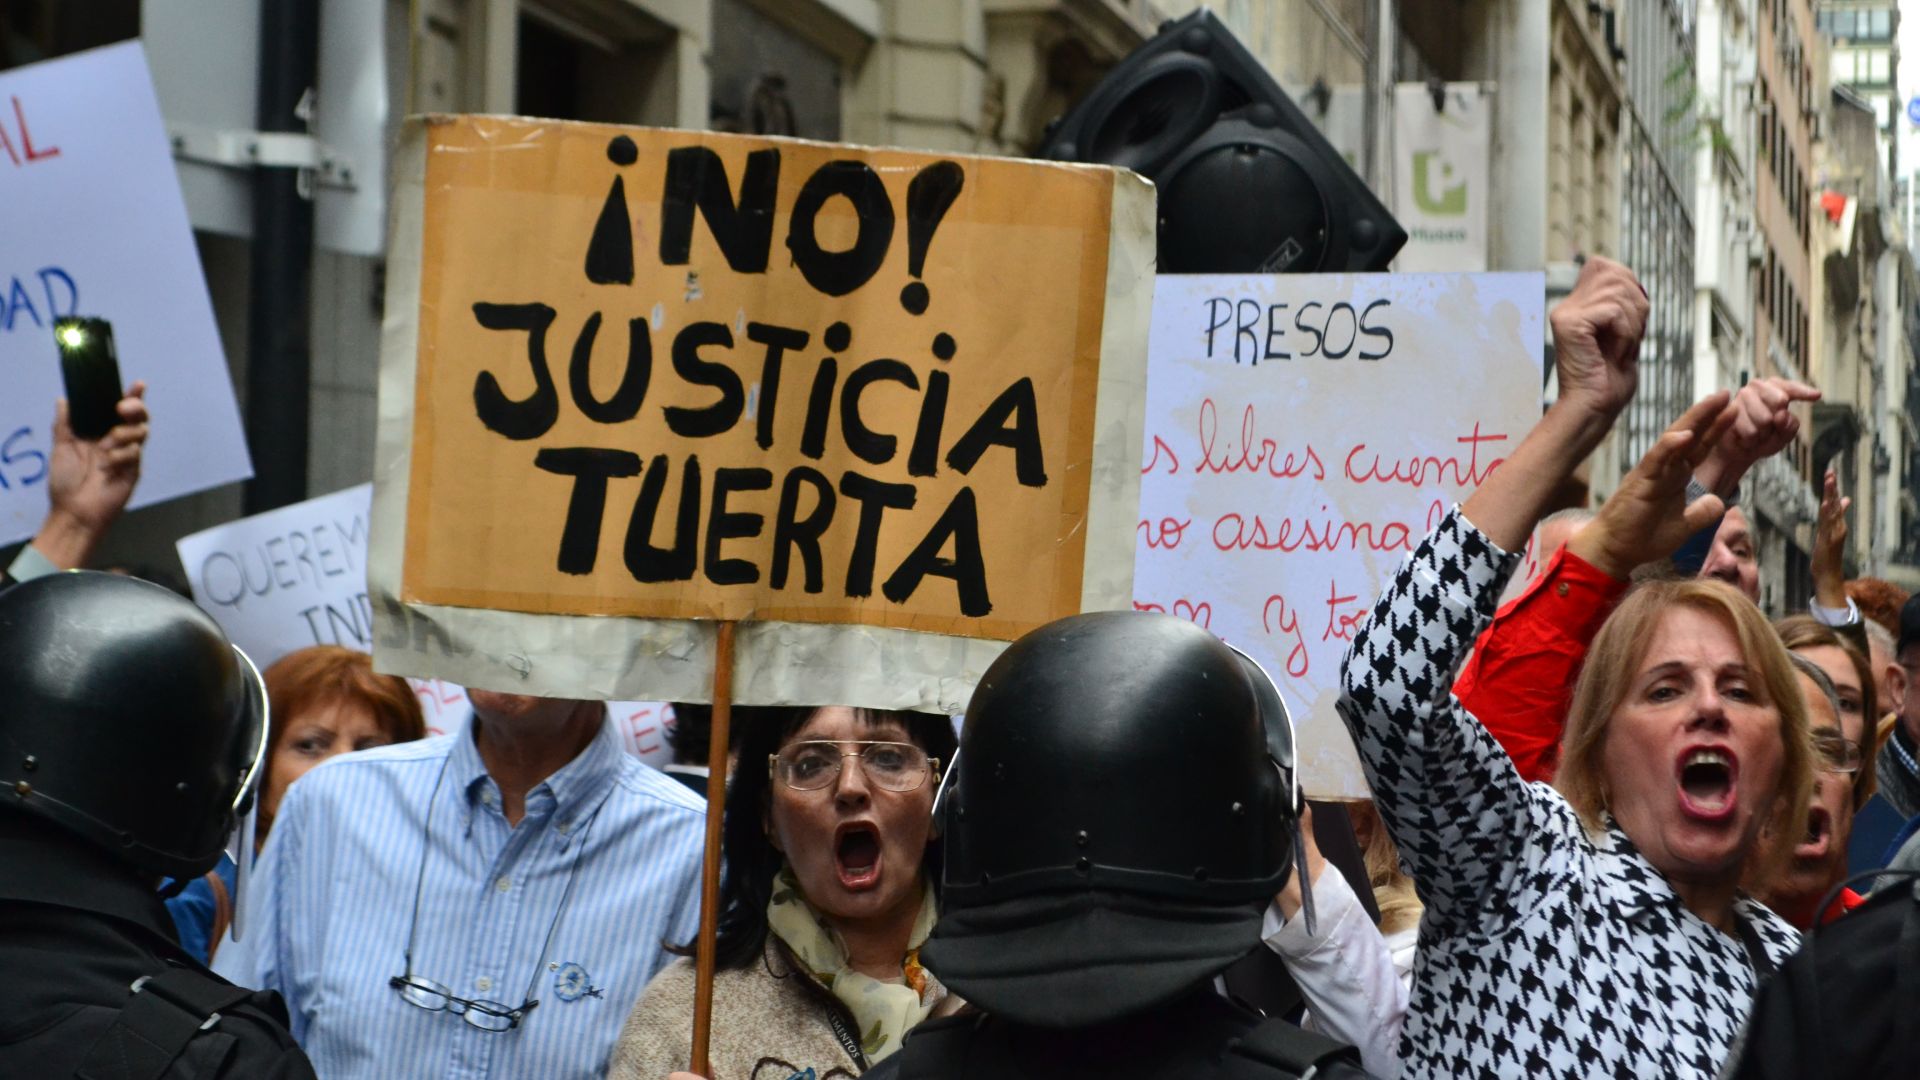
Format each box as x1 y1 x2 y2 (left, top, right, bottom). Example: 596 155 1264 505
8 255 1920 1078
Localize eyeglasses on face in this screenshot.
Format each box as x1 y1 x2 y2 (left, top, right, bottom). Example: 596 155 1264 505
1812 731 1863 775
769 740 939 792
388 974 535 1032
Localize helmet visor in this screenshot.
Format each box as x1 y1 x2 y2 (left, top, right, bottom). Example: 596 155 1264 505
1224 642 1300 815
225 644 270 942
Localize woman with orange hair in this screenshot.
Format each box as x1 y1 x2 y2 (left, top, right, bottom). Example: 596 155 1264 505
167 646 425 960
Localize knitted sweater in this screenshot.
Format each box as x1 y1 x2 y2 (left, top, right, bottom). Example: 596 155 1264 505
607 939 960 1080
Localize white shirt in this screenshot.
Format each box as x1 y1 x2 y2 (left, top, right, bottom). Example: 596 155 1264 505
1263 867 1414 1077
214 719 707 1079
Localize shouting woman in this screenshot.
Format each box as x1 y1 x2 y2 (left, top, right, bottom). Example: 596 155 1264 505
1338 258 1813 1079
609 705 959 1079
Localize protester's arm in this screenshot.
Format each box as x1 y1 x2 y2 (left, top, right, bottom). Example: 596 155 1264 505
1344 398 1731 941
1690 376 1819 501
1342 259 1648 929
8 384 150 580
1806 468 1871 652
1265 809 1408 1079
1452 547 1631 782
1564 400 1734 581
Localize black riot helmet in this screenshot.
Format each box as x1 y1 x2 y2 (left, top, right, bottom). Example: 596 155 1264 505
0 572 268 881
921 610 1304 1028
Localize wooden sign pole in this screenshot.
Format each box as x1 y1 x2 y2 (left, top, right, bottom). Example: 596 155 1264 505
689 620 736 1077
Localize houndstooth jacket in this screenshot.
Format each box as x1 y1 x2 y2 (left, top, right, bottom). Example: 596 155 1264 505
1337 506 1800 1080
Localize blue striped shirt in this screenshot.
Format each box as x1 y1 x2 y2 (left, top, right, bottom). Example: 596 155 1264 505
213 716 707 1079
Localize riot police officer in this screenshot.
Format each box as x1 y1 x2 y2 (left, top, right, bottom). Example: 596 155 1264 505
870 611 1375 1080
0 572 316 1079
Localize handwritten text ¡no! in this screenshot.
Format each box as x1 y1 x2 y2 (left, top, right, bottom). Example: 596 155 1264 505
402 120 1125 640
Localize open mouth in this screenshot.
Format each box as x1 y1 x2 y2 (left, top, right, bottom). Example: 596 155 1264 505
834 823 882 890
1676 747 1738 822
1794 805 1833 861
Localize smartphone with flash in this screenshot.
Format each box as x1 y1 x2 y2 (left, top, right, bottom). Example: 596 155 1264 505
54 316 123 440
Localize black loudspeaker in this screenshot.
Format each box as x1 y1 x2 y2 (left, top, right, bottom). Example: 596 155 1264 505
1040 9 1406 273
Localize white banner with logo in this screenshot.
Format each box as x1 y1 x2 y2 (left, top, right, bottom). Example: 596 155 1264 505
1393 82 1492 272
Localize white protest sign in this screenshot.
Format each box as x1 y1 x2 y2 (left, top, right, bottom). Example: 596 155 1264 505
0 42 251 545
181 485 675 769
1134 273 1544 798
178 484 377 664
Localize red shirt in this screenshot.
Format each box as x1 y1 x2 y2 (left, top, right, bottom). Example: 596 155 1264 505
1822 887 1867 926
1452 546 1631 783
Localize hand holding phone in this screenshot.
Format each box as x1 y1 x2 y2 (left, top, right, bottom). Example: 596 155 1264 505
54 316 125 441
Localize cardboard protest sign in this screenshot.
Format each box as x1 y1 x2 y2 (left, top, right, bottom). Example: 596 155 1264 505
370 117 1153 710
1134 273 1543 797
0 43 251 545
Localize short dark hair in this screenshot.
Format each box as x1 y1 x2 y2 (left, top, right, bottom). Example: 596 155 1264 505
666 703 741 765
700 706 957 969
1900 593 1920 658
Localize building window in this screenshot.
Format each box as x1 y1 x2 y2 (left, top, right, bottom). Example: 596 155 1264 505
708 0 842 140
514 8 676 127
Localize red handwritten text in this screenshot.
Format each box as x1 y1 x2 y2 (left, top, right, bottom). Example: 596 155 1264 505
1213 501 1444 554
1137 515 1192 550
1321 580 1370 643
1260 594 1311 676
1343 422 1508 488
0 97 60 167
1133 597 1213 629
1195 398 1326 480
1142 435 1180 475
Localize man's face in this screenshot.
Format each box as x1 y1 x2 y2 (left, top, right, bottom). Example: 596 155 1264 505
465 690 598 735
1699 507 1760 603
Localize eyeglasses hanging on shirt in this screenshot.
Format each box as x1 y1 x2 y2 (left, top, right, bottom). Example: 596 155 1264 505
387 753 593 1032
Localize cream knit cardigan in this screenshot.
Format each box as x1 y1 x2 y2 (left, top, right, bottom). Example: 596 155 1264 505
606 939 963 1080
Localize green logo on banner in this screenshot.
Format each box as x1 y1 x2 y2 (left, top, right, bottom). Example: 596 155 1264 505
1412 151 1467 215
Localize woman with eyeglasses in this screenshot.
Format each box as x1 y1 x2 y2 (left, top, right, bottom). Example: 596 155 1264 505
608 705 960 1079
1749 619 1878 927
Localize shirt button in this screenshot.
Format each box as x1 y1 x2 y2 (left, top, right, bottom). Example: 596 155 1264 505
556 820 572 834
475 976 493 992
481 790 496 806
495 876 511 893
1555 581 1570 597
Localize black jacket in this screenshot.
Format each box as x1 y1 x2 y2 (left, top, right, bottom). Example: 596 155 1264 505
867 989 1373 1080
1723 873 1920 1080
0 815 316 1079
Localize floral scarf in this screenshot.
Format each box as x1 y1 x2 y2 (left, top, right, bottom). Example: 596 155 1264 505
766 866 943 1064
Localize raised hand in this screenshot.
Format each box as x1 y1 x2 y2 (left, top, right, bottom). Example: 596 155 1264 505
1692 377 1821 498
1568 391 1737 580
1550 257 1649 422
1810 468 1850 609
31 381 150 569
